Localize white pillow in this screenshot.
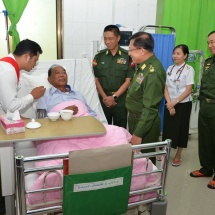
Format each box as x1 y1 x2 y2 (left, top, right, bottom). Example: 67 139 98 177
21 73 52 93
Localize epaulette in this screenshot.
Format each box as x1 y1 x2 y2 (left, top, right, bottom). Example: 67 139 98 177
95 48 108 55
119 47 128 54
205 55 214 62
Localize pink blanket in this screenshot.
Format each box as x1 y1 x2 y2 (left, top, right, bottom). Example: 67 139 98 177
50 100 91 117
26 101 159 205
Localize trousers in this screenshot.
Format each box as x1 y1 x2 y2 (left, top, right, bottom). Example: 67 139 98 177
128 114 160 164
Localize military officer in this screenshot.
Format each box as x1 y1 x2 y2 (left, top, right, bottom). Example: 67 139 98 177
190 30 215 189
126 32 166 164
93 25 134 128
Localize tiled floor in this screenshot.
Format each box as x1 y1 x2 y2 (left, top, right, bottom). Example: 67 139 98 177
165 132 215 215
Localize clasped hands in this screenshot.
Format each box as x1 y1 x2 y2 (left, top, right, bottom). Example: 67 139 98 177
166 101 176 116
103 96 117 108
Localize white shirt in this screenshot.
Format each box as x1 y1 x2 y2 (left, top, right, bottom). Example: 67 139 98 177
166 63 194 103
0 54 33 114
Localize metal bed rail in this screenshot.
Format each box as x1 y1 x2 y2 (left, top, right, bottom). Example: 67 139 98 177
139 25 176 36
15 139 171 215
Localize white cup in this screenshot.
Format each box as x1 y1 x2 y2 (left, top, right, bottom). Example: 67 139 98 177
60 110 73 121
47 112 60 121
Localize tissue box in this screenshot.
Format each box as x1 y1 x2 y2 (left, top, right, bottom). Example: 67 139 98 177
0 115 25 134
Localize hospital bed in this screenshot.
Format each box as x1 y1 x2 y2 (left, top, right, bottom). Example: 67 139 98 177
2 58 170 215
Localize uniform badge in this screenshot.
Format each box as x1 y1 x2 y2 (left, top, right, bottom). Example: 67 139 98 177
117 58 126 64
136 73 144 84
92 59 97 67
205 63 211 70
119 50 122 55
130 59 135 68
149 65 155 72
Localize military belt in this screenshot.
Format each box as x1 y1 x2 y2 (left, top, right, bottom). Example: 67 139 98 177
129 112 142 118
205 98 215 104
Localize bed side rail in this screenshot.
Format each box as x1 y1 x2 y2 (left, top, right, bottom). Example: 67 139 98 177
15 139 171 215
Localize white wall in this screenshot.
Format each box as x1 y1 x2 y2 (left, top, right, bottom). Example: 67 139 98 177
1 0 157 61
63 0 157 61
0 0 57 60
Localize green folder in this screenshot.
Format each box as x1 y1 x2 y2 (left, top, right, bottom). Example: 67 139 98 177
63 165 132 215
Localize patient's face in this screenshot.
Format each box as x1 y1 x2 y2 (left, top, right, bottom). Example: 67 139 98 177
48 66 68 88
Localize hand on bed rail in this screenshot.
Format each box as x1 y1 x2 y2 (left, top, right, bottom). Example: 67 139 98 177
130 134 142 145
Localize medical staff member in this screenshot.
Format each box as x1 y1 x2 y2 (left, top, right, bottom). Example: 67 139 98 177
162 44 194 166
126 32 166 164
190 31 215 189
0 39 46 115
93 25 134 128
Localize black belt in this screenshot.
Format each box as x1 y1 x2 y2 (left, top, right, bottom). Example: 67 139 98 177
129 112 142 118
205 98 215 104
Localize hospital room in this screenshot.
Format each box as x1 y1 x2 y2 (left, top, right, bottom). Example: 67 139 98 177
0 0 215 215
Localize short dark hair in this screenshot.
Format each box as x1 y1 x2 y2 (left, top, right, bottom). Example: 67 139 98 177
208 31 215 37
104 25 120 37
173 44 189 59
130 32 154 52
13 39 42 57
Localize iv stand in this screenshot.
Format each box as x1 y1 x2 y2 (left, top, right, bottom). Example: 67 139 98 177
1 10 10 54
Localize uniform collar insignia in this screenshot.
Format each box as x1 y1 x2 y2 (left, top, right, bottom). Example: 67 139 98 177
119 50 122 55
106 50 109 55
141 64 146 70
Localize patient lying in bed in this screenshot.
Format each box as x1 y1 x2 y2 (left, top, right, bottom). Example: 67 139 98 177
26 64 159 206
36 64 97 118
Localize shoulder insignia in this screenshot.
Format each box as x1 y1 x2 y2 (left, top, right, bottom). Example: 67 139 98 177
141 64 146 70
119 47 128 54
96 49 107 55
205 64 211 70
149 65 155 72
92 59 97 67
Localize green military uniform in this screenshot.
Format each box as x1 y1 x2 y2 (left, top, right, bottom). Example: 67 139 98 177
93 47 134 128
198 55 215 176
126 55 166 163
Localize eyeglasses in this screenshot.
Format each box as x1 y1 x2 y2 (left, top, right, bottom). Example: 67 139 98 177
128 48 141 52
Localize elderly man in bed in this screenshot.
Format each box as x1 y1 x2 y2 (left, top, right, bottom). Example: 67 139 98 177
36 64 97 118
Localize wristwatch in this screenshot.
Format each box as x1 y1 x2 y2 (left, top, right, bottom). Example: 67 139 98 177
113 94 118 101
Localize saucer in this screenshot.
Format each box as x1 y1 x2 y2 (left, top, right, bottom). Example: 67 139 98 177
26 119 41 129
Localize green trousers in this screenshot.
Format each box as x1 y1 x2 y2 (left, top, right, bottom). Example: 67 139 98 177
198 102 215 175
101 102 127 129
128 114 160 164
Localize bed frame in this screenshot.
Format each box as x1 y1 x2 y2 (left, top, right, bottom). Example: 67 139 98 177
15 139 171 215
7 58 171 215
